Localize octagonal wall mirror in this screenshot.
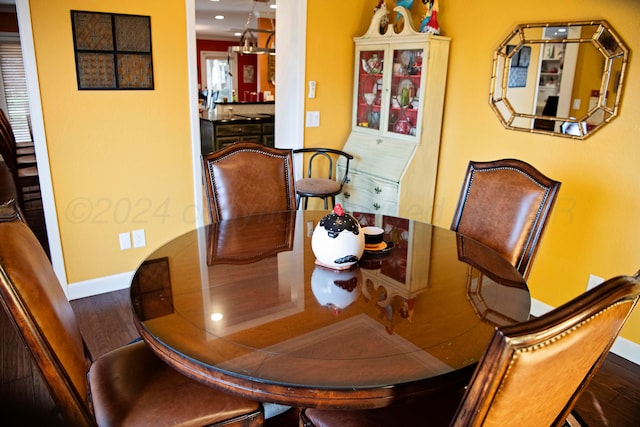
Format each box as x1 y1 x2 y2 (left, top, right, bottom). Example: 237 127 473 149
490 21 629 140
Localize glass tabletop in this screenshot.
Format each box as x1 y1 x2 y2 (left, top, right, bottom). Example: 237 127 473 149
131 210 530 408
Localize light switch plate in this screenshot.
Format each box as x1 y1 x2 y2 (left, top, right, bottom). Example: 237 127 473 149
306 111 320 127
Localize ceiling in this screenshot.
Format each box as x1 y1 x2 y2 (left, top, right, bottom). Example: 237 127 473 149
195 0 276 41
0 0 274 41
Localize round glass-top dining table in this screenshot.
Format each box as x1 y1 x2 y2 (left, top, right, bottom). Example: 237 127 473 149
130 210 531 410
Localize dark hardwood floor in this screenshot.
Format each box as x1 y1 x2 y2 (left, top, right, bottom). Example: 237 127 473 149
1 288 639 426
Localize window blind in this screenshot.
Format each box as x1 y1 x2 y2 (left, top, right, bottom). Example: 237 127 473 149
0 41 31 143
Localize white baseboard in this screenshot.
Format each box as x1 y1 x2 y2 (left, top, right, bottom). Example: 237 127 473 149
531 298 639 366
67 271 134 301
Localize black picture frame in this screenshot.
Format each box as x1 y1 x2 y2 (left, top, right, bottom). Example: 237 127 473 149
71 10 154 90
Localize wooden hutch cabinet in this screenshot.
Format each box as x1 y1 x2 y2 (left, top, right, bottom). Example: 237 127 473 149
336 6 450 222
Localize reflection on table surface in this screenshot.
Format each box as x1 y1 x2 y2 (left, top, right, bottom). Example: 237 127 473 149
131 210 530 408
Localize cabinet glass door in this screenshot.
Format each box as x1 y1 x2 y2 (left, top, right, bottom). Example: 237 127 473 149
356 49 385 130
388 48 424 137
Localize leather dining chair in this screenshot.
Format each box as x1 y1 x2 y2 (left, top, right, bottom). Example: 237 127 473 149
0 109 41 211
202 142 296 222
0 200 264 426
450 159 561 280
0 109 36 164
292 147 353 210
301 270 640 427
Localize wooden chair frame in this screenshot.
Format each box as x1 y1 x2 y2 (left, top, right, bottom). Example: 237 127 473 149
301 272 640 427
0 200 264 426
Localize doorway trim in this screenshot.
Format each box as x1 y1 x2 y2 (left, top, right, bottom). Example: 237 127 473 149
13 0 307 296
188 0 307 228
15 0 68 294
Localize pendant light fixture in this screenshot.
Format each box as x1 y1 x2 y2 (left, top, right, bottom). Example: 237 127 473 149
228 0 275 55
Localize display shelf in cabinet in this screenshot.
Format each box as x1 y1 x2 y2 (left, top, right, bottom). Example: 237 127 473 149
340 5 450 222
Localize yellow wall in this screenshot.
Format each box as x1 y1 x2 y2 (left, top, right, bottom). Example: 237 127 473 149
27 0 639 345
571 41 605 119
257 17 276 96
29 0 195 282
305 0 639 343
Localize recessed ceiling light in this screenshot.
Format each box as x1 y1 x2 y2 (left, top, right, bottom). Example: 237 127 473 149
215 15 224 20
234 32 242 37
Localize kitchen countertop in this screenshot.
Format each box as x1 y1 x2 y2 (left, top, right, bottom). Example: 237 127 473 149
200 111 274 123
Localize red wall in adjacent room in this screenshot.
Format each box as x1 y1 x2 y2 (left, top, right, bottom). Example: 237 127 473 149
196 39 257 96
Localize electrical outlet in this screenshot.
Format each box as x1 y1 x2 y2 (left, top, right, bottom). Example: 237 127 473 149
572 98 581 110
587 274 604 291
119 232 131 250
132 229 146 248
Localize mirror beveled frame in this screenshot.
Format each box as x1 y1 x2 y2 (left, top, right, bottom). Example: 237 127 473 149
489 20 629 140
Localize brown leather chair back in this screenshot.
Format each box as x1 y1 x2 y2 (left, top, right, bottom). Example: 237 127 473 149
453 272 640 426
203 142 296 223
0 200 95 426
451 159 560 279
1 199 266 426
301 272 640 427
0 109 40 211
0 110 17 172
207 210 296 265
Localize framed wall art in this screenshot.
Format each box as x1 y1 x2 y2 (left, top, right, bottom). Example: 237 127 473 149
71 10 154 90
243 65 255 84
506 45 530 88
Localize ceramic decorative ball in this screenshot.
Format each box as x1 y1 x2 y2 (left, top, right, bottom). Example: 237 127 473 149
311 204 365 270
311 266 362 314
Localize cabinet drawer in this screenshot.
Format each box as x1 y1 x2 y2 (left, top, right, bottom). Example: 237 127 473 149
215 123 263 136
263 135 274 147
337 192 398 215
343 170 399 202
262 123 274 134
216 135 262 150
338 168 399 214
